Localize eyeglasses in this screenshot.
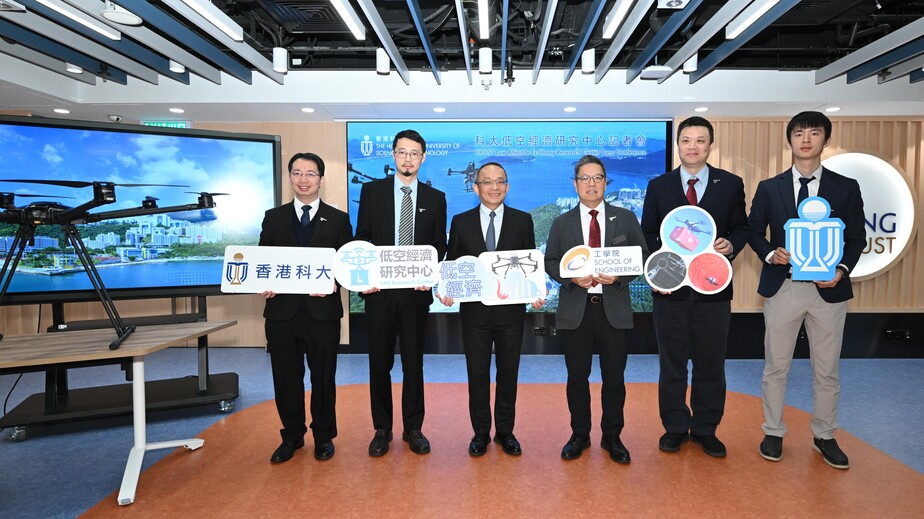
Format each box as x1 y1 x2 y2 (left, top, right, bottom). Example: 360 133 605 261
394 150 423 160
290 170 320 179
575 175 606 184
475 179 508 187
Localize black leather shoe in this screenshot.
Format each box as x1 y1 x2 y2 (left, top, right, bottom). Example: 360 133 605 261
270 439 304 463
314 440 335 461
658 432 689 453
469 433 490 457
759 435 783 462
601 435 631 464
560 434 591 460
403 430 431 454
691 434 727 457
813 437 849 469
368 429 393 457
493 433 522 456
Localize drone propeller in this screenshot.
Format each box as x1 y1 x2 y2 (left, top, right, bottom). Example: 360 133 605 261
186 191 230 196
0 192 74 199
0 179 189 188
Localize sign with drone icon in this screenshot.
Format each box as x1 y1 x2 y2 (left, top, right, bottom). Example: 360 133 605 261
437 249 546 305
644 205 733 295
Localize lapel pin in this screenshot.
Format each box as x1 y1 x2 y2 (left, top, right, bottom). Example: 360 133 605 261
419 208 426 213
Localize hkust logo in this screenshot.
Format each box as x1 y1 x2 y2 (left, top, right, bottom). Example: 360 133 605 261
785 197 845 281
226 252 249 285
562 245 592 273
360 135 374 157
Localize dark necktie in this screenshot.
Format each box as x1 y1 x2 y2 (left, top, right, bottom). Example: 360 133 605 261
398 186 413 246
485 210 496 252
301 205 312 225
589 209 600 286
686 177 699 206
798 176 815 205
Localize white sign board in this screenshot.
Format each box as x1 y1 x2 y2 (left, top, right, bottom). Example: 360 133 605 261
333 240 440 291
221 245 337 294
558 245 644 278
438 249 546 305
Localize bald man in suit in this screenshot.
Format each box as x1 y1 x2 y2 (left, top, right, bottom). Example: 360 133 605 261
439 162 543 457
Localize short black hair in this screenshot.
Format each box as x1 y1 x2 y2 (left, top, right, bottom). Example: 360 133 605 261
288 152 325 176
787 111 832 142
474 161 506 183
574 155 606 178
392 129 426 153
677 116 714 143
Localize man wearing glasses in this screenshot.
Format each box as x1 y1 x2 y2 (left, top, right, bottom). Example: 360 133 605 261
438 162 543 457
260 152 353 463
355 129 447 457
544 155 649 464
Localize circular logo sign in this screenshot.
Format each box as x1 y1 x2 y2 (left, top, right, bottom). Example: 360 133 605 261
822 152 917 280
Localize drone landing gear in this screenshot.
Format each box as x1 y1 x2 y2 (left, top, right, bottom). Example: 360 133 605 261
0 222 134 349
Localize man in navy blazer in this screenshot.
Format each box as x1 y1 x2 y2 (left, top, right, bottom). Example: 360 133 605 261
545 155 649 464
260 152 353 463
641 116 749 458
354 129 447 457
439 162 543 457
748 111 865 469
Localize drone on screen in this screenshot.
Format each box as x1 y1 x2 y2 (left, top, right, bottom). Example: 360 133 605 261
0 179 227 349
348 162 393 184
447 161 476 193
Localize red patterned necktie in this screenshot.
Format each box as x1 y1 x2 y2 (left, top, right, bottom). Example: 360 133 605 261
589 209 600 286
686 177 699 206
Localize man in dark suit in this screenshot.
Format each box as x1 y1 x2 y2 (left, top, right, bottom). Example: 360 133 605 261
260 152 353 463
544 154 649 464
438 162 543 457
354 129 447 457
748 111 865 470
640 116 749 458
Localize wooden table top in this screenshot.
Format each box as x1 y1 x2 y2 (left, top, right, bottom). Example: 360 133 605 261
0 321 237 369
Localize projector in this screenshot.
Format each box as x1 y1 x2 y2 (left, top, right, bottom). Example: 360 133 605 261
640 65 672 80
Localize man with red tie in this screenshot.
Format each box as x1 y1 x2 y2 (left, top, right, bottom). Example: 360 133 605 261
544 155 649 464
641 117 749 458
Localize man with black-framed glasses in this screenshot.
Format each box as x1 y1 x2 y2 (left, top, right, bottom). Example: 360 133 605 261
355 129 447 457
438 162 543 457
545 154 649 464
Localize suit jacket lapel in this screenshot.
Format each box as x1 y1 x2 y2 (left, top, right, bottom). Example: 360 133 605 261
667 168 689 207
776 172 798 218
604 204 618 245
493 205 508 251
817 167 837 203
567 206 584 245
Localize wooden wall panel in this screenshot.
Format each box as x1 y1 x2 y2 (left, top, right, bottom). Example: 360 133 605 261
692 117 923 312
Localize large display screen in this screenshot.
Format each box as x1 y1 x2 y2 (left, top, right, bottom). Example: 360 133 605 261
0 115 280 304
345 120 673 313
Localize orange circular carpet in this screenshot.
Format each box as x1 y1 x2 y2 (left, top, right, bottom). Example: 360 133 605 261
83 383 924 518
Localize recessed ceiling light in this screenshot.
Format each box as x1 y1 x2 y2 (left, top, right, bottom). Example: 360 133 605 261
300 107 316 113
65 62 83 74
169 108 185 114
432 107 446 113
694 106 709 112
563 106 577 113
53 108 70 114
825 106 841 112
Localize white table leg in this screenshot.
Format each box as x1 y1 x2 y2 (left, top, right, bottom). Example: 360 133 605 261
117 356 205 506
